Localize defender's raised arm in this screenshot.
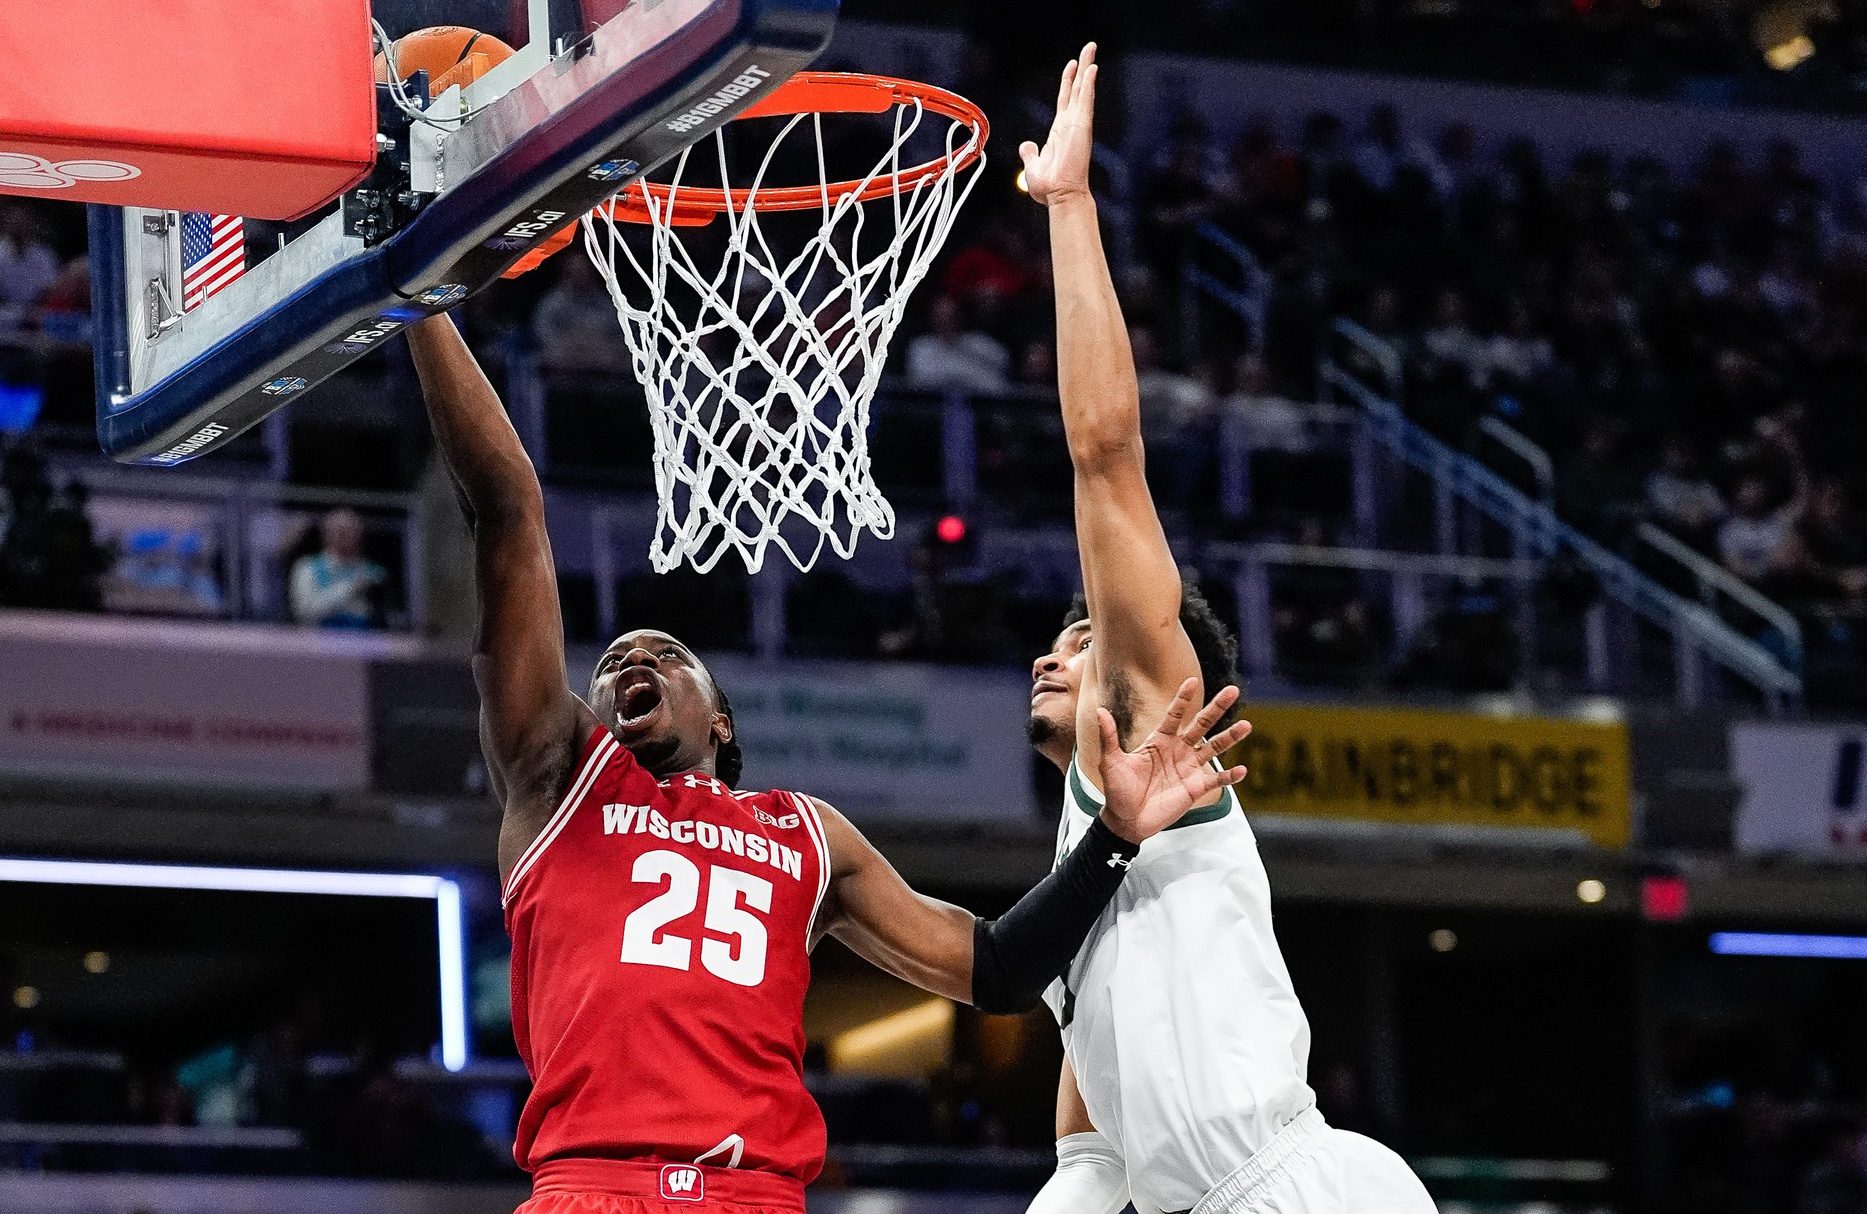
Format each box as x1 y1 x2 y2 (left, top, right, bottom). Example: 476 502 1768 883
1021 44 1202 762
407 315 587 877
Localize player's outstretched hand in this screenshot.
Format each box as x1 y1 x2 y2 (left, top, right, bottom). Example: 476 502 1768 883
1095 679 1250 845
1018 42 1099 207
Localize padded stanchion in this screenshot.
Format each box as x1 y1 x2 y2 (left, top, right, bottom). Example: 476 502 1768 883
0 0 377 219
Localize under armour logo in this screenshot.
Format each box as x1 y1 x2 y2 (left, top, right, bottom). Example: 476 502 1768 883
659 1165 704 1201
0 151 141 191
1107 853 1135 869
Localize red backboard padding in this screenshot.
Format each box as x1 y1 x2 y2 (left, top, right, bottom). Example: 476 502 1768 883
0 0 377 220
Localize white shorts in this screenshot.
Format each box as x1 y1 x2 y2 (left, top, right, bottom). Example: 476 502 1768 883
1187 1108 1438 1214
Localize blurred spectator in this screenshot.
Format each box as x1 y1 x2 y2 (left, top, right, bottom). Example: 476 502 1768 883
1221 353 1310 454
289 508 385 630
1417 287 1488 392
905 295 1010 394
940 216 1040 311
1016 339 1057 388
1484 296 1556 398
0 204 60 330
1792 479 1867 601
1557 418 1641 540
1349 104 1444 197
532 255 629 372
1718 475 1801 583
35 255 92 343
1140 117 1221 274
1645 434 1727 548
1132 325 1217 508
0 444 106 611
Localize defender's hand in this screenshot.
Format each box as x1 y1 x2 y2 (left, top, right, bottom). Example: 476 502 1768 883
1095 679 1250 845
1019 42 1100 207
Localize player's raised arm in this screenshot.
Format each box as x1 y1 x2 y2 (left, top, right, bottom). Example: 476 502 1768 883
1021 44 1201 757
407 316 588 870
812 682 1249 1009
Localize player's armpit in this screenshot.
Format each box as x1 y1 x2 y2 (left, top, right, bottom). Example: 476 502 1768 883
811 799 977 1004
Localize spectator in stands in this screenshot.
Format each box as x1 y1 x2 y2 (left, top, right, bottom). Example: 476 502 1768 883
1139 116 1221 274
1645 434 1727 549
1718 474 1802 583
531 254 629 372
1485 296 1557 400
1016 338 1057 388
0 204 60 332
1417 287 1488 392
904 294 1010 394
34 255 92 343
1221 353 1310 454
289 508 385 630
1216 116 1305 227
0 444 105 612
1558 417 1641 540
1297 111 1349 209
1792 479 1867 601
940 215 1040 312
1132 324 1216 508
1349 104 1444 198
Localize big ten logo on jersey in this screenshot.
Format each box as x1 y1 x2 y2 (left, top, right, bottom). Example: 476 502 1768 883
755 805 801 831
659 1164 704 1202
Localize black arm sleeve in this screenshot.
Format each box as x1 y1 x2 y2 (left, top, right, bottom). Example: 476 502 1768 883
970 817 1140 1015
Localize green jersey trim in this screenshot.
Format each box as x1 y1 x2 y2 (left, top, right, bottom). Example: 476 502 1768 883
1066 754 1236 829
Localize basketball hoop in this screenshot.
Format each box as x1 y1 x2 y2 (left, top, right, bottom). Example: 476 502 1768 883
582 71 989 574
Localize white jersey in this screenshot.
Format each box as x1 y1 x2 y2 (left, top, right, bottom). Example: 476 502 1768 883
1043 754 1317 1214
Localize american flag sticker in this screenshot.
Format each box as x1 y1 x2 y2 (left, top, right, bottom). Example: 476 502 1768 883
180 213 245 310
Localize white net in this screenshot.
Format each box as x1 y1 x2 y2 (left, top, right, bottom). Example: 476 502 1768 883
582 89 985 574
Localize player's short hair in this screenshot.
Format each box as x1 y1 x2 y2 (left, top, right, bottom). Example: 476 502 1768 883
714 684 744 788
1061 583 1242 738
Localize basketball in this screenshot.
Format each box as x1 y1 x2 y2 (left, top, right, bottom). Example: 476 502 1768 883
373 25 516 96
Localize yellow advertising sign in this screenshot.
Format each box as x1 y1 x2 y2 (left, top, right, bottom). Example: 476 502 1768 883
1222 702 1631 848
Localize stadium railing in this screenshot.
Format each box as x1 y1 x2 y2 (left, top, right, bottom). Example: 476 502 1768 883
1179 220 1272 363
1315 318 1802 714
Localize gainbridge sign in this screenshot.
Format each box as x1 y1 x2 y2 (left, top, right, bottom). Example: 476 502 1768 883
1221 702 1632 848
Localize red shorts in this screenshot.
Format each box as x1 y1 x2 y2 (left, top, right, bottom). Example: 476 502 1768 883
518 1158 806 1214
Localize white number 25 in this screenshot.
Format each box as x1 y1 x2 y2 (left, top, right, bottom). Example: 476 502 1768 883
620 849 772 986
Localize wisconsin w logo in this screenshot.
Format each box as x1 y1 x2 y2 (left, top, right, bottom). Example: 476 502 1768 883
660 1164 704 1202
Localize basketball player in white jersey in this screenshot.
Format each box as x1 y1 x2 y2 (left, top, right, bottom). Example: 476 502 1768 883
1016 45 1437 1214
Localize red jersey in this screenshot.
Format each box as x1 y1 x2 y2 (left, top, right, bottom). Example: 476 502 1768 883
503 726 830 1188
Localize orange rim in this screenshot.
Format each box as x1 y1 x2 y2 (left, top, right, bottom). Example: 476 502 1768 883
600 72 989 227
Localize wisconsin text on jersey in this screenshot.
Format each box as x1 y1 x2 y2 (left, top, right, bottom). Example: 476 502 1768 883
602 803 808 882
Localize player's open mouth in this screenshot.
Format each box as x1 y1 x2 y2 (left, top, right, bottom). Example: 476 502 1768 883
1031 679 1067 704
615 675 666 732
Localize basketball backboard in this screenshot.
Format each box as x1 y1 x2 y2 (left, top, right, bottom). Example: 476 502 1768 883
88 0 838 465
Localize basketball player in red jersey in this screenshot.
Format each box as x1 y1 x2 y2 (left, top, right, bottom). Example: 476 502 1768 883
404 314 1253 1214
